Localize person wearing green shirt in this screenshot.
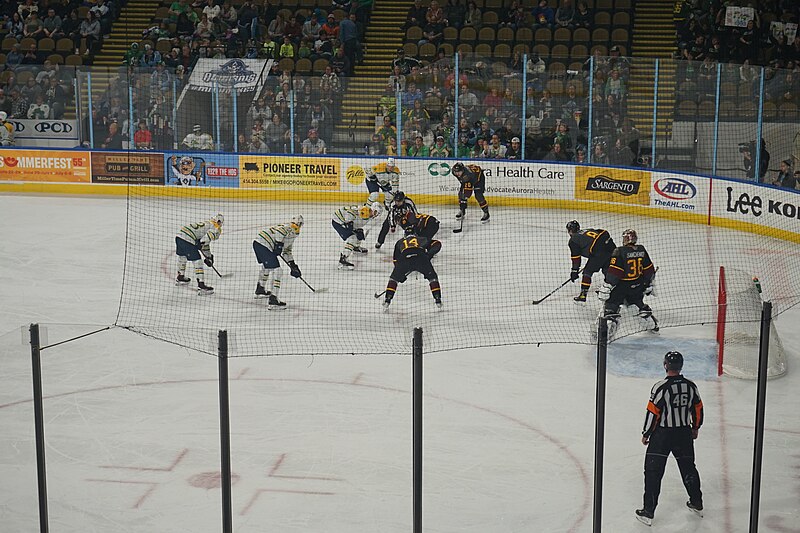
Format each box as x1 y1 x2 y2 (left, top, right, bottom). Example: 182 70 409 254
407 135 430 157
279 36 294 59
429 135 450 157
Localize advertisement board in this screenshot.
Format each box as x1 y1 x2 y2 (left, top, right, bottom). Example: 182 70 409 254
0 150 90 182
575 166 651 206
649 173 709 214
7 119 79 148
339 157 576 199
239 156 339 190
92 152 165 184
164 153 240 187
710 179 800 235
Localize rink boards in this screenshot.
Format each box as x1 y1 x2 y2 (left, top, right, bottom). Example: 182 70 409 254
1 149 800 243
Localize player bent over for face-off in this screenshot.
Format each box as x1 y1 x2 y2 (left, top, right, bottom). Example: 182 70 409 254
383 234 442 311
566 220 616 303
399 211 441 258
175 214 223 294
252 215 304 310
332 203 382 270
597 229 658 333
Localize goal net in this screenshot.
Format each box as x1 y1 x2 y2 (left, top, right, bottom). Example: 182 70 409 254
717 266 788 379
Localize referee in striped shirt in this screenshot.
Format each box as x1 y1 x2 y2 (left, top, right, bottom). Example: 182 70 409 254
635 351 704 526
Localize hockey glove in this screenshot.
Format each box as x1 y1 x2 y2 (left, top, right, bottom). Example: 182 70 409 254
273 242 284 255
570 269 580 282
204 253 215 267
288 261 302 278
390 225 396 233
598 283 612 302
354 228 365 241
644 284 654 297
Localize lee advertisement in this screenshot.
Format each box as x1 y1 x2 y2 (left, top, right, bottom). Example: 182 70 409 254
0 150 90 182
92 152 165 184
339 157 576 199
164 153 240 187
239 156 339 190
574 166 651 206
711 179 800 234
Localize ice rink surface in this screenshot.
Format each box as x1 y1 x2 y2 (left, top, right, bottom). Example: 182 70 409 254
2 194 800 532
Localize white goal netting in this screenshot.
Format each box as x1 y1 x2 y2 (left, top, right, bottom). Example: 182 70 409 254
718 267 788 379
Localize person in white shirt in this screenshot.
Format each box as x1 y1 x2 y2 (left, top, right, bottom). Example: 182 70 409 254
202 0 220 21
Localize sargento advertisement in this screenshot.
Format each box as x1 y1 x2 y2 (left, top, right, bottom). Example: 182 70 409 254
91 152 165 184
0 150 90 182
239 156 340 190
575 166 651 205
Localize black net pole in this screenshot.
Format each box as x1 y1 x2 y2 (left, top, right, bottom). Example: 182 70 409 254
218 330 233 533
29 323 49 533
412 327 423 533
749 301 772 533
592 317 609 533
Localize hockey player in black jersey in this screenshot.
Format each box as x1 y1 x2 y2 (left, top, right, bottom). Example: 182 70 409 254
597 229 659 332
399 211 441 258
376 190 418 249
452 162 490 222
382 234 442 310
566 220 616 302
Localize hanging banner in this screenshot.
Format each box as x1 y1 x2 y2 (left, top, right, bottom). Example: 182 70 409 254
184 58 272 94
0 150 90 182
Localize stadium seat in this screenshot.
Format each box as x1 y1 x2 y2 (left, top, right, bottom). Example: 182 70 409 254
65 54 83 66
439 43 454 56
546 78 565 96
590 44 607 56
720 82 737 98
491 61 509 76
17 70 34 85
156 40 172 53
493 43 511 59
485 0 503 8
19 37 36 50
595 0 613 9
553 27 571 43
1 37 16 52
459 27 477 43
406 26 423 42
780 102 798 119
418 42 436 60
534 27 552 44
512 43 530 55
611 28 628 44
763 101 777 119
612 12 630 27
548 62 566 78
697 100 715 117
478 27 495 44
592 28 610 43
677 100 697 117
294 58 312 74
443 26 458 44
572 28 590 43
615 0 631 8
475 43 492 58
718 101 736 118
312 59 329 75
497 27 514 44
456 43 473 55
594 12 611 27
403 43 418 57
533 44 550 57
278 57 295 72
38 38 55 53
47 53 64 65
482 11 499 26
570 44 588 58
514 27 532 44
155 6 170 20
551 44 569 57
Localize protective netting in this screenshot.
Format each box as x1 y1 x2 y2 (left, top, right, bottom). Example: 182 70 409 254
114 161 800 357
718 267 788 379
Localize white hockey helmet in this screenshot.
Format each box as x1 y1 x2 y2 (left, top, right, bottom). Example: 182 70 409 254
211 213 224 227
0 111 7 122
290 214 304 233
386 157 396 169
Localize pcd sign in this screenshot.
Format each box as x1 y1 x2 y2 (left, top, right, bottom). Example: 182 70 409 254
654 177 697 200
35 121 73 134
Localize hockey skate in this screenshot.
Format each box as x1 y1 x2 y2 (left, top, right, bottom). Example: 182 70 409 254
480 210 490 223
176 273 191 285
455 209 465 220
573 291 588 304
268 294 287 310
338 254 355 270
382 299 391 312
638 308 660 333
686 501 703 518
635 508 654 526
375 242 383 249
353 246 369 254
254 283 270 299
197 281 214 295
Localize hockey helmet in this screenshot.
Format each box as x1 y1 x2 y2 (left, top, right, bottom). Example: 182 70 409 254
0 111 7 122
290 214 304 233
211 213 224 227
622 229 638 245
400 211 417 230
393 191 406 204
386 157 396 169
663 351 683 371
451 162 465 175
566 220 580 234
358 204 374 220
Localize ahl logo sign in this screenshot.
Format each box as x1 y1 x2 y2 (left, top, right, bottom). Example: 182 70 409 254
654 178 696 200
585 174 640 196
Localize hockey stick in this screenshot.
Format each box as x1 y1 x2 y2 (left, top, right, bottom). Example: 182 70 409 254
531 278 572 305
279 255 327 293
209 264 234 278
452 213 465 233
374 290 386 299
